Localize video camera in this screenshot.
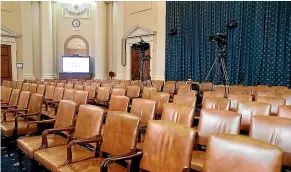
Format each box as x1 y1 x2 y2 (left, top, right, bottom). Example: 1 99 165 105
208 33 227 45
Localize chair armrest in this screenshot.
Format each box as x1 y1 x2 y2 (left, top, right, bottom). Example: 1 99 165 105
40 126 75 149
101 151 143 172
26 119 56 136
65 135 103 164
1 102 9 104
14 112 40 127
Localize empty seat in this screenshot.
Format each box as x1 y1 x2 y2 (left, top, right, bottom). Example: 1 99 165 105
249 116 291 167
162 103 194 127
163 81 176 97
96 87 111 106
237 101 271 131
34 105 105 172
84 86 96 104
256 96 286 116
142 87 157 99
1 87 12 104
111 88 126 97
64 84 74 89
191 109 241 171
130 98 156 127
126 85 140 99
45 87 65 111
173 95 196 107
228 94 252 111
149 92 170 117
16 82 23 90
73 91 88 110
36 85 46 95
177 89 197 97
74 84 84 91
202 97 230 110
230 86 252 95
17 100 77 164
56 83 65 88
270 92 291 105
107 96 129 114
200 82 213 93
152 80 163 92
278 105 291 119
204 134 283 172
203 91 224 99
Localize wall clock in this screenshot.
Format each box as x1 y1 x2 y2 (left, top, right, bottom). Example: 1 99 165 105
72 19 81 27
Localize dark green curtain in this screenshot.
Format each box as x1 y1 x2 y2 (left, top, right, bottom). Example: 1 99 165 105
165 1 291 86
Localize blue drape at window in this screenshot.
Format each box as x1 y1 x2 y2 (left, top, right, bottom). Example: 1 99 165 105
165 1 291 86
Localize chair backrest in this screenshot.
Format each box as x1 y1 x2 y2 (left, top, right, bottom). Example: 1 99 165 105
113 83 126 89
173 95 196 107
5 81 11 87
254 89 275 98
164 81 176 95
161 103 194 127
2 80 7 86
111 88 126 97
228 94 252 111
202 97 230 110
271 86 288 91
56 83 64 88
100 112 140 156
249 116 291 166
278 105 291 119
177 89 197 97
130 98 156 126
101 82 113 88
36 85 46 95
270 92 291 105
198 109 241 146
256 96 286 116
257 85 269 88
84 86 96 99
74 84 84 91
16 82 23 90
126 85 140 98
73 105 104 141
17 91 31 110
10 81 17 89
63 89 75 100
149 92 170 115
152 80 163 92
52 87 65 101
54 100 77 132
230 86 252 95
44 86 55 100
1 87 12 102
8 89 20 106
130 80 140 86
96 87 111 101
142 87 157 99
204 133 283 172
29 84 38 93
140 120 196 172
203 91 224 99
22 83 30 91
107 95 129 112
73 90 88 107
237 101 271 131
200 82 213 93
27 94 43 121
64 84 74 89
177 83 190 91
82 82 90 86
90 82 100 88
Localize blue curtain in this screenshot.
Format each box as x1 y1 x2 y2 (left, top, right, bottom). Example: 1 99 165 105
165 1 291 86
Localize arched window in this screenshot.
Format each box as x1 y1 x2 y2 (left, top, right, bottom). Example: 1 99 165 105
64 35 89 56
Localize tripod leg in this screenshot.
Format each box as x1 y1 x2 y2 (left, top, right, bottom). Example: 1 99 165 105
221 59 230 97
132 57 142 81
199 57 218 93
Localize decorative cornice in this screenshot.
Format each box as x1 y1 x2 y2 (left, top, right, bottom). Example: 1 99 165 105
123 24 155 39
1 26 18 38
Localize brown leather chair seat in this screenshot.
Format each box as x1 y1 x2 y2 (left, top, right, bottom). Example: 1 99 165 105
57 157 127 172
1 121 37 137
17 134 67 158
35 145 94 172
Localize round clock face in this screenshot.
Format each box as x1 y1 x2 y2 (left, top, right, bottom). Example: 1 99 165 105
72 19 81 27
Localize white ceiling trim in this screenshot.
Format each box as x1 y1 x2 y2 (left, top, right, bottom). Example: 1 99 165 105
1 26 18 38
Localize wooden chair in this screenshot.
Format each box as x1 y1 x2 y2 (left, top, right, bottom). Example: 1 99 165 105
227 93 252 111
29 84 38 94
202 97 230 110
173 95 196 107
1 87 12 104
149 92 170 118
142 87 157 99
256 96 286 116
36 85 46 96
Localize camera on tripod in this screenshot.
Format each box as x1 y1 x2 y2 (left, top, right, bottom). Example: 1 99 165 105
208 33 227 45
135 39 151 60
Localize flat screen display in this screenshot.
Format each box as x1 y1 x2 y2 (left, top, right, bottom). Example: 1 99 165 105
62 57 89 73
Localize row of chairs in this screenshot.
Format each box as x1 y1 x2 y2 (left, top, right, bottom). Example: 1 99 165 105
12 99 291 171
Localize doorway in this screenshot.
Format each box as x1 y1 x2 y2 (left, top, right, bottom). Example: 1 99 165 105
1 44 12 81
131 44 150 80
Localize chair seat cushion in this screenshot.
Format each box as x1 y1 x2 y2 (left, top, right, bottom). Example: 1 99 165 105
34 145 94 172
1 120 37 137
191 151 205 171
17 134 67 158
57 158 127 172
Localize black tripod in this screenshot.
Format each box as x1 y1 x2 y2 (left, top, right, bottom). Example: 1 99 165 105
131 38 153 86
199 41 230 98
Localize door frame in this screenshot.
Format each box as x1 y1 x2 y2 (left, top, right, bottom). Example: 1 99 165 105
1 40 17 81
1 27 18 81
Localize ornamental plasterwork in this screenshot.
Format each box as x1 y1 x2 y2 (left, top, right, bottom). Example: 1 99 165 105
61 3 91 18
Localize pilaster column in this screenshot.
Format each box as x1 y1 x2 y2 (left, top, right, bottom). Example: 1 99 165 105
40 1 56 80
21 2 36 80
113 2 124 79
155 1 166 80
94 1 107 79
31 1 41 79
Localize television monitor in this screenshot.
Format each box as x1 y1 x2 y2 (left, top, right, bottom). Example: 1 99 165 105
62 56 90 73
